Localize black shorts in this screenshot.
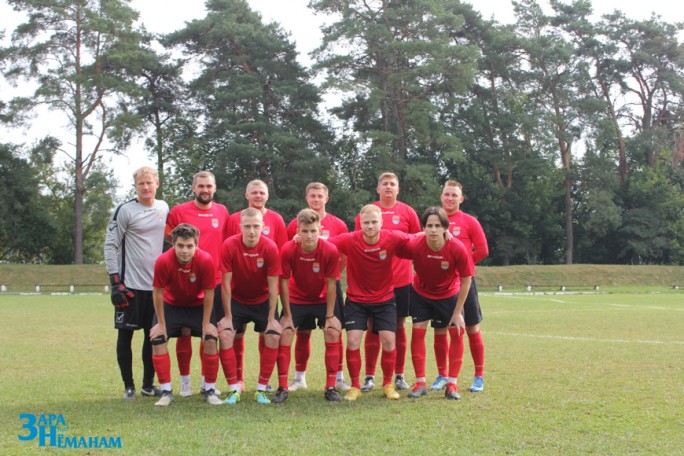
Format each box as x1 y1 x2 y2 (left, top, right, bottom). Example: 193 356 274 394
410 288 458 328
394 284 411 317
463 278 483 326
151 303 207 338
297 280 345 331
114 288 155 331
210 284 225 321
230 299 272 334
344 298 397 332
290 301 343 330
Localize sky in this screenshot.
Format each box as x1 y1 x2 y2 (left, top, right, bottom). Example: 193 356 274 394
1 0 683 194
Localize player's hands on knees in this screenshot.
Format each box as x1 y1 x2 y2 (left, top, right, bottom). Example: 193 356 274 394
217 316 234 333
448 314 465 335
109 273 134 308
324 315 342 333
266 318 282 336
279 314 294 333
150 323 167 341
203 322 218 340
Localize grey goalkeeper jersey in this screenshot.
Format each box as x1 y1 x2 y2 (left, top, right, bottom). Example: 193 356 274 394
104 198 169 291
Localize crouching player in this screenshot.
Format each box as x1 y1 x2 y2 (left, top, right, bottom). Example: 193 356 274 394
149 224 223 406
402 207 473 400
278 209 343 402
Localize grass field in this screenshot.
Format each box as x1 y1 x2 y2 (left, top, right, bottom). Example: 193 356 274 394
1 292 683 455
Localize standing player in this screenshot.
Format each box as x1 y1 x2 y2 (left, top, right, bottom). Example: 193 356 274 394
149 224 223 406
435 180 489 393
104 166 168 400
227 179 287 391
218 208 282 405
331 204 412 401
165 171 230 397
400 207 473 400
277 209 343 402
355 172 420 392
285 182 350 392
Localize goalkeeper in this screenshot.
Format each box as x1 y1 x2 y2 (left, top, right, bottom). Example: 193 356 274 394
104 166 169 400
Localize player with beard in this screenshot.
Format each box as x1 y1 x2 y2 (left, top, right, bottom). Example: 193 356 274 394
165 171 230 398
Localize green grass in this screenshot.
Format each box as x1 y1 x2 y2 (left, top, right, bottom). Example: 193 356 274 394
1 263 683 292
1 292 683 454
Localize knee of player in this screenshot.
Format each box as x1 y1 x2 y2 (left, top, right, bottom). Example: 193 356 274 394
203 335 218 354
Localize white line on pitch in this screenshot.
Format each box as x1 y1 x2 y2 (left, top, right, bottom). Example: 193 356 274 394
489 331 684 345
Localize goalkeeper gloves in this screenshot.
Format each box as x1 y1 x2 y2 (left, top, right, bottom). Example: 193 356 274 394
110 273 134 309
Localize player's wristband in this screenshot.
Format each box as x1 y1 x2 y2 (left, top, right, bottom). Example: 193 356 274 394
109 273 121 286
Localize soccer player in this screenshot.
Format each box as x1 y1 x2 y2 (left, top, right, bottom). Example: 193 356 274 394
278 209 343 402
355 172 420 392
227 179 287 392
436 180 489 393
218 208 282 405
149 224 222 406
330 204 412 401
104 166 169 400
165 171 230 397
400 207 473 400
285 182 350 392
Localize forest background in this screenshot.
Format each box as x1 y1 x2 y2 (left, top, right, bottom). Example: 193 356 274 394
1 0 682 267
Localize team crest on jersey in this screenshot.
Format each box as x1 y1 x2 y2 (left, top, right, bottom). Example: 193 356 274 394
379 250 387 260
392 215 400 225
452 226 461 236
257 258 265 268
189 273 197 283
321 230 330 239
212 218 219 228
263 225 271 235
313 262 320 273
441 261 449 270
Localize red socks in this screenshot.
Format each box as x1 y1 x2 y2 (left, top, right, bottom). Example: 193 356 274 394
468 331 485 376
434 332 448 377
219 348 238 385
258 345 278 386
346 348 362 388
364 331 380 376
294 331 311 372
411 327 427 379
234 336 244 382
448 328 465 379
380 349 397 386
325 342 340 388
175 336 192 376
395 327 407 374
202 352 219 384
277 345 291 389
152 353 171 385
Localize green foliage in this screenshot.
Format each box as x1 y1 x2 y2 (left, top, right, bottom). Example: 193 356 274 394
0 143 56 262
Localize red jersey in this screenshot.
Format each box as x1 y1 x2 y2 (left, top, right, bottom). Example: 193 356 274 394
166 201 230 285
220 234 281 305
153 247 215 307
447 211 489 266
227 209 288 250
330 230 411 304
355 200 420 287
280 239 340 304
286 212 349 240
401 236 474 300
